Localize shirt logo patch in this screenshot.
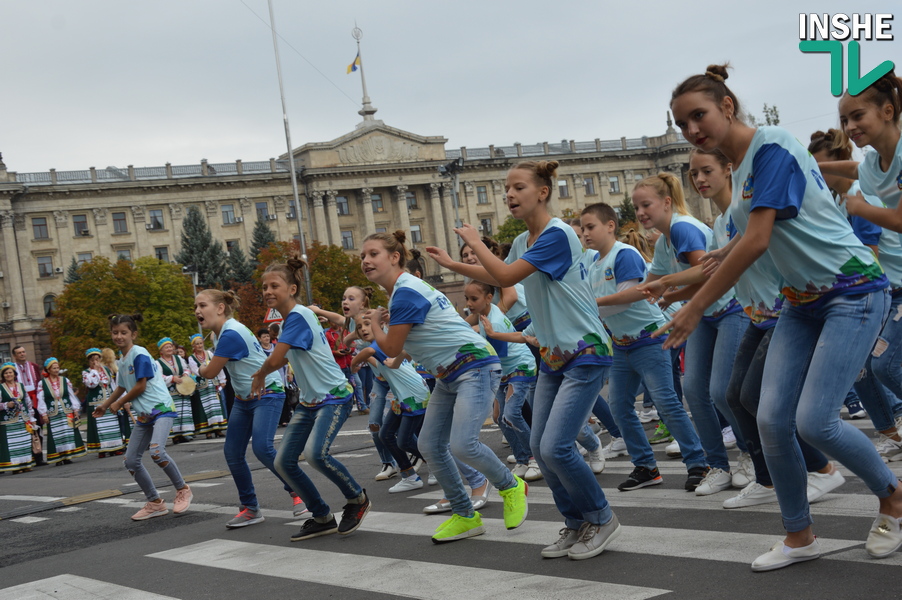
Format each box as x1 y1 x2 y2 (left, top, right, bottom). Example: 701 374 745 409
128 365 134 374
896 169 902 191
604 267 614 281
742 174 754 200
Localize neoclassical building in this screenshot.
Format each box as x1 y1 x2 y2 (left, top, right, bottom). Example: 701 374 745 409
0 111 705 361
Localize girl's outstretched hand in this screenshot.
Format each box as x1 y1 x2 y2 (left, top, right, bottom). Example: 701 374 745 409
454 223 481 248
424 246 453 268
656 304 702 349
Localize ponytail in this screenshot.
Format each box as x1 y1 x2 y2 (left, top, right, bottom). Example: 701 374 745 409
635 173 690 216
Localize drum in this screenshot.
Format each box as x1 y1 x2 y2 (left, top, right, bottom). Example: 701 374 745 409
175 377 197 396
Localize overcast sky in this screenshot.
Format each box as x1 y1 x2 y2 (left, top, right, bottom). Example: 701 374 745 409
2 1 899 173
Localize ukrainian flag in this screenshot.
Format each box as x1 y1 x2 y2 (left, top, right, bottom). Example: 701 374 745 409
347 52 360 74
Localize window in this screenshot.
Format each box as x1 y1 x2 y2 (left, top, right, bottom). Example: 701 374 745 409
336 196 350 216
634 172 644 181
371 194 384 213
584 177 596 195
43 295 57 318
477 186 488 205
480 218 493 236
32 217 49 240
37 256 53 278
154 247 169 262
77 252 92 264
288 200 297 219
113 212 128 233
226 240 238 253
558 179 570 198
341 230 354 250
222 204 236 225
117 249 132 262
375 227 386 233
149 209 164 230
73 214 89 236
410 225 422 244
406 191 418 210
256 201 269 220
609 176 621 194
0 344 10 364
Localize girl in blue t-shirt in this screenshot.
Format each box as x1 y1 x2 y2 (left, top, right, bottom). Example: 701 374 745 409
667 64 902 571
251 258 370 543
427 160 620 561
93 314 192 521
193 289 305 528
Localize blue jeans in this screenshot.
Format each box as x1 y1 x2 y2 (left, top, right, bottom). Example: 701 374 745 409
274 399 362 519
610 343 706 471
683 310 748 470
531 364 613 529
638 347 683 409
419 367 513 518
854 294 902 431
357 365 373 408
380 412 424 471
589 394 621 439
759 290 899 532
368 378 397 466
496 379 535 464
224 392 292 510
341 366 365 411
124 416 186 502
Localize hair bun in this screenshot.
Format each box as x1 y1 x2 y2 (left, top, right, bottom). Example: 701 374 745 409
409 248 421 260
535 160 560 180
286 256 307 271
392 230 408 245
705 63 730 82
132 313 144 323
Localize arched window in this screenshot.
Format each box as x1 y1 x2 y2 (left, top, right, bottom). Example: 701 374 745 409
43 294 57 317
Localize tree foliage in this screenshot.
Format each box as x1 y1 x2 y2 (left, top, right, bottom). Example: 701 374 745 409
45 256 197 379
618 191 637 229
250 216 277 263
495 216 528 245
227 245 254 286
175 206 229 287
64 256 81 284
747 104 780 127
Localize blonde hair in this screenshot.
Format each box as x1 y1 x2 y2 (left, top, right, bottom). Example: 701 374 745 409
363 230 410 269
634 172 690 216
622 228 653 262
101 348 118 375
197 289 240 318
808 129 852 161
263 256 307 300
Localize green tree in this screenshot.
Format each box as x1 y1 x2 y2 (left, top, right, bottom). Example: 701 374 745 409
748 104 780 127
175 206 229 288
250 215 277 263
227 245 254 286
618 191 637 227
495 216 528 245
64 256 81 285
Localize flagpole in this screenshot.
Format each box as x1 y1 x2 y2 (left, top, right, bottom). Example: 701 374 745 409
267 0 313 303
352 27 378 122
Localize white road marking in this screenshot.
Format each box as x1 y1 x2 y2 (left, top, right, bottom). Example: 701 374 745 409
9 516 48 524
0 574 180 600
0 495 65 502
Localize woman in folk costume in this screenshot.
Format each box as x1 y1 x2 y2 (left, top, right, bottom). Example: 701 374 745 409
0 362 37 474
186 333 227 438
156 338 194 443
36 357 86 465
82 348 127 457
102 347 132 443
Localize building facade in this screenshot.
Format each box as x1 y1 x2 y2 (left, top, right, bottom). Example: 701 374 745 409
0 114 705 361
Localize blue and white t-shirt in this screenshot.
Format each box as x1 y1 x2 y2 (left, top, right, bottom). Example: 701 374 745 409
389 272 498 381
730 126 887 306
722 216 784 329
214 318 283 399
590 241 668 349
117 345 175 423
506 218 612 373
492 282 532 331
478 304 537 381
858 134 902 211
367 341 429 415
650 213 741 319
280 305 354 408
837 181 902 293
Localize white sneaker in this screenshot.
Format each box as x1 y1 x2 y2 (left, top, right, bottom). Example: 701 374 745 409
501 437 510 447
578 444 588 456
524 458 543 481
806 466 845 503
695 467 733 496
722 426 737 449
723 482 778 509
389 475 424 493
375 463 398 481
866 514 902 558
427 472 438 486
751 539 820 572
506 454 517 464
638 408 659 423
732 452 754 488
511 463 529 478
875 433 902 463
665 439 681 458
602 437 628 459
586 446 605 474
410 456 422 472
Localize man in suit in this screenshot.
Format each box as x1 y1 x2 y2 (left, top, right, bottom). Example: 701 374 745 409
13 345 47 466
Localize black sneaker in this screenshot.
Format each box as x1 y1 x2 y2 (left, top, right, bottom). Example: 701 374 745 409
337 490 371 535
685 466 710 491
291 516 338 542
617 466 663 491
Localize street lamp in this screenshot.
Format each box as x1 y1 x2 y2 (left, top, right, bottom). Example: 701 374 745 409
438 157 465 247
182 266 203 338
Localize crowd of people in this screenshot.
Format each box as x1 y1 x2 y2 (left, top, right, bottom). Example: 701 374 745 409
2 64 902 571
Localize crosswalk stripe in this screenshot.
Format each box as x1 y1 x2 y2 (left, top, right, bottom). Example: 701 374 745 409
148 539 671 600
0 574 180 600
0 495 65 502
9 516 48 524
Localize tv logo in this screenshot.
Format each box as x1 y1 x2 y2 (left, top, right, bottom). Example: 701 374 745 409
799 13 895 96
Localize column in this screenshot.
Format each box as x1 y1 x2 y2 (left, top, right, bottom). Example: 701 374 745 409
0 212 27 320
359 188 376 237
441 182 459 250
571 173 584 211
309 191 328 243
325 190 341 246
394 185 411 236
597 172 609 205
53 210 71 269
429 183 448 251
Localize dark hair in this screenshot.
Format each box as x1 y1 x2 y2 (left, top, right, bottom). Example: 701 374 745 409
808 129 852 161
268 323 281 337
850 69 902 124
499 243 512 260
465 280 495 298
346 285 375 308
11 345 24 353
406 249 425 277
108 313 143 333
256 327 270 338
671 63 745 123
561 217 582 227
197 289 240 318
581 202 619 229
688 148 733 194
511 160 559 203
263 256 307 300
363 230 410 269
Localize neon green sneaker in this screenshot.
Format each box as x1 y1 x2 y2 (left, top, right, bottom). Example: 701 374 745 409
649 422 672 444
431 512 485 544
498 475 529 530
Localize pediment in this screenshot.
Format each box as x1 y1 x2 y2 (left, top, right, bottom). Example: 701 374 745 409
285 123 447 169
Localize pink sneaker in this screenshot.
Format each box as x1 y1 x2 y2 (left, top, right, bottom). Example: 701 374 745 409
173 486 193 514
292 493 310 517
132 500 168 521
